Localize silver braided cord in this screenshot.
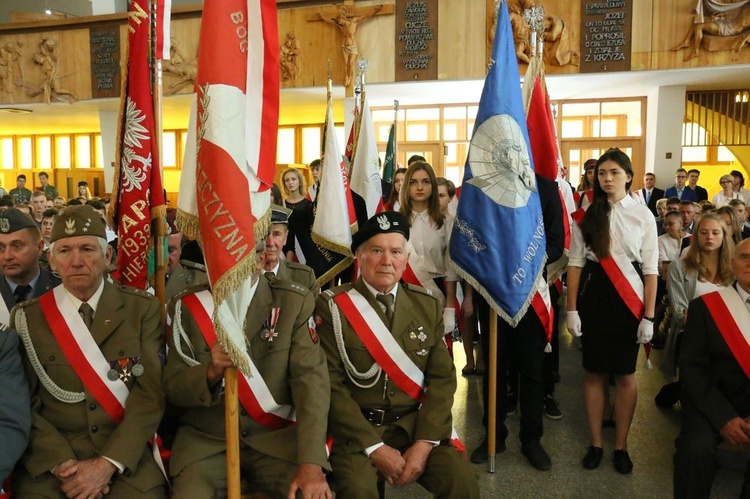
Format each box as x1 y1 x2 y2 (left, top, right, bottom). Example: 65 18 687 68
329 298 382 389
15 308 86 404
172 300 201 368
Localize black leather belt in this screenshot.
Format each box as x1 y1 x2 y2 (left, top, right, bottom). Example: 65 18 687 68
361 405 419 426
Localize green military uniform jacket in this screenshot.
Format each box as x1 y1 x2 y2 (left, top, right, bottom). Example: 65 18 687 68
11 281 166 494
272 260 319 295
316 278 456 454
163 277 331 476
40 184 59 200
165 259 208 302
9 187 32 205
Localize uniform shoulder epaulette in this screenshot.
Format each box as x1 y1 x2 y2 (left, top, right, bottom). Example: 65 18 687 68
321 283 353 301
269 278 309 297
180 260 207 272
119 284 157 300
168 283 210 311
14 296 41 310
404 283 439 300
285 261 312 272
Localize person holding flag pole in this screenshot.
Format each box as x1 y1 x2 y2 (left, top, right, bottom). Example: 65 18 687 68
175 0 282 496
449 0 553 473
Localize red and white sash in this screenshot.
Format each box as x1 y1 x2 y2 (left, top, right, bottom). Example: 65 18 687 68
40 287 128 423
530 276 554 349
180 290 297 430
333 289 425 403
598 237 644 321
702 287 750 378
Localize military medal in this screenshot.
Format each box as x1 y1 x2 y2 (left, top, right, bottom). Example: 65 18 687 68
107 369 119 381
416 349 428 356
118 358 131 382
262 307 281 342
130 356 144 377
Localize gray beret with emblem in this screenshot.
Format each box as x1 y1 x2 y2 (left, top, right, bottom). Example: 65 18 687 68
0 208 38 234
50 205 107 242
351 211 410 253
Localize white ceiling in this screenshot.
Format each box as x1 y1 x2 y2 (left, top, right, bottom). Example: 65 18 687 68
1 64 749 135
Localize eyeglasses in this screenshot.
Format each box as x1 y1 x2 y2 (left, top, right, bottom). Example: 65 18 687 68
721 180 733 184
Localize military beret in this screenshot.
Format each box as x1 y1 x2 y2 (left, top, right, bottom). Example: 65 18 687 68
584 159 597 171
166 208 178 235
351 212 410 253
270 204 292 225
0 208 38 234
78 181 88 187
50 205 106 242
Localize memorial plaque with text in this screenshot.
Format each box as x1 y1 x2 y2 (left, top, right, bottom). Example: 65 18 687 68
90 26 121 99
395 0 438 82
580 0 633 73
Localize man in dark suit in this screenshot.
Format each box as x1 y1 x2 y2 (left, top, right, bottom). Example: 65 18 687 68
664 168 698 202
674 238 750 498
0 208 60 326
687 169 708 202
11 205 167 498
471 174 565 470
316 212 480 498
638 173 665 216
0 324 30 483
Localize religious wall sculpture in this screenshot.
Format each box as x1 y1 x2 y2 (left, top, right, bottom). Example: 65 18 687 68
674 1 750 61
16 38 76 104
280 31 300 82
162 37 197 95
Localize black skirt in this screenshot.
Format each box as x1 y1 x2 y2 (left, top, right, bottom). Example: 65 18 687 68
577 260 641 374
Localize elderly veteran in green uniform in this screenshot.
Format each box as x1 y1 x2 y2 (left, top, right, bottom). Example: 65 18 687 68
164 239 331 499
11 204 167 498
0 208 60 325
264 204 319 294
164 208 207 301
316 211 480 498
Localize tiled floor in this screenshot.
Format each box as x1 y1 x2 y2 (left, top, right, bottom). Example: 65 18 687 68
386 310 746 498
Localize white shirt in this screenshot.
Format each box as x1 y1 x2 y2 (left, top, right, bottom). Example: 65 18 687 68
736 284 750 314
657 233 683 276
569 194 659 275
711 191 740 208
409 210 459 281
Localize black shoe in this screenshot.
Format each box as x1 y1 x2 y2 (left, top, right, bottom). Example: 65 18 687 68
582 446 604 470
544 395 563 420
613 449 633 474
506 391 517 415
521 440 552 471
469 437 506 464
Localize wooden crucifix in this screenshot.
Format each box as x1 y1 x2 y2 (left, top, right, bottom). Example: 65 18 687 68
309 1 393 95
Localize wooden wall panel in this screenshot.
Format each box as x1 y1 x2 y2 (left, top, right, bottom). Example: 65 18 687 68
438 0 485 80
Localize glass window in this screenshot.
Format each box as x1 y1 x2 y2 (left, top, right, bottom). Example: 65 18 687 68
277 128 295 164
718 145 735 162
94 135 104 169
55 136 71 169
407 124 428 141
682 147 707 162
562 102 600 117
301 126 321 165
334 126 345 154
406 108 440 121
36 136 52 169
444 107 466 120
561 120 584 138
377 125 391 142
75 135 91 168
599 119 618 137
162 131 177 167
443 123 457 141
0 138 13 169
18 137 32 169
602 101 641 137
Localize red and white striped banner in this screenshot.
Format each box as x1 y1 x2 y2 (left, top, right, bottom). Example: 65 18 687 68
177 0 279 374
155 0 172 60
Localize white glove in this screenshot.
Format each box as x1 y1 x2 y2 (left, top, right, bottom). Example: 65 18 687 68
566 311 582 337
442 307 456 336
637 318 654 344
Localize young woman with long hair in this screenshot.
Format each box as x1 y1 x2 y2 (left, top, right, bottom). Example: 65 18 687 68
566 148 658 474
385 167 407 211
400 161 459 339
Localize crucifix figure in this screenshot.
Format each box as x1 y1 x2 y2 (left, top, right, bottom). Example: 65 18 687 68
311 2 390 91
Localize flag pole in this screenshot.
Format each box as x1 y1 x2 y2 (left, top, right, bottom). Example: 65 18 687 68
225 367 241 499
350 59 368 165
393 99 399 171
487 312 498 473
151 0 167 319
